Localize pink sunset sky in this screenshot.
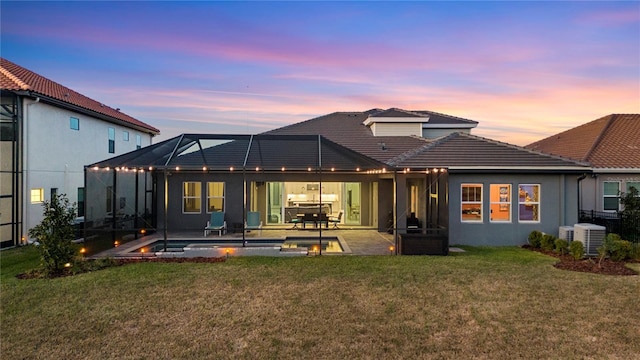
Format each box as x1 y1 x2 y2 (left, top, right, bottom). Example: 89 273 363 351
1 1 638 145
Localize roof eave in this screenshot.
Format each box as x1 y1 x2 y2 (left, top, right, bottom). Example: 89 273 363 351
17 90 159 135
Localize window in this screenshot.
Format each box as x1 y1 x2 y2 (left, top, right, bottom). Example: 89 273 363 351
207 182 225 212
123 131 129 141
50 188 58 201
108 127 115 153
70 117 79 130
490 184 511 222
77 188 85 217
136 135 142 149
461 184 482 222
626 182 640 195
603 181 620 211
183 182 202 213
31 188 44 203
518 184 540 222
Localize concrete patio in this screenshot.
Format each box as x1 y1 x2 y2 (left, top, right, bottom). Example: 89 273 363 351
95 227 398 258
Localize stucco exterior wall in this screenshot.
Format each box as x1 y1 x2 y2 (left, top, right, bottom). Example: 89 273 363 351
23 99 153 238
448 173 579 246
580 173 640 212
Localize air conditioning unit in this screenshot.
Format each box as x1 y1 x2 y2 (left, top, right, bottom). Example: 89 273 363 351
573 223 606 256
558 226 574 241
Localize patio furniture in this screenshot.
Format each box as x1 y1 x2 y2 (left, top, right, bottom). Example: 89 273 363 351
245 211 263 235
286 210 302 229
302 213 316 228
329 210 343 229
204 211 226 236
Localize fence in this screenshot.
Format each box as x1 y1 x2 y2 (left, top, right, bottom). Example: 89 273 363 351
579 210 639 243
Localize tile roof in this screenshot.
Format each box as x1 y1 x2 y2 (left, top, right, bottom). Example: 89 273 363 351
390 132 586 170
266 109 584 171
0 58 159 134
264 110 431 164
526 114 640 169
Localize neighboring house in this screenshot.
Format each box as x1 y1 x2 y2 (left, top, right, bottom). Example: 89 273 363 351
0 58 159 248
86 108 588 249
526 114 640 213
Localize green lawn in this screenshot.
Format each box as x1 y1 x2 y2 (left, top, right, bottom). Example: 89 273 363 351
2 246 638 359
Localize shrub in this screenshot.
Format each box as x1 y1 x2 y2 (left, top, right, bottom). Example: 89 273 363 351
528 230 543 248
598 233 633 262
569 241 584 260
28 194 78 276
631 243 640 261
541 234 556 251
554 238 569 255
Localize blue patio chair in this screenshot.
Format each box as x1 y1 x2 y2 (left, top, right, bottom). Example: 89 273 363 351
204 211 226 236
287 210 302 229
245 211 263 235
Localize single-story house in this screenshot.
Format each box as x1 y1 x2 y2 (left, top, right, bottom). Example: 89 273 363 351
85 108 590 251
526 114 639 239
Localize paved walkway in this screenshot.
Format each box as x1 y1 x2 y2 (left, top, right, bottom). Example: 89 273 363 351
95 227 397 258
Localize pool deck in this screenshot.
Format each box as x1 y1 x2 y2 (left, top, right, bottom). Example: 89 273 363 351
94 227 398 258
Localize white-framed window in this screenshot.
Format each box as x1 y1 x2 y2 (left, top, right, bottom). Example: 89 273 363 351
70 117 79 130
30 188 44 203
108 127 115 153
123 131 129 141
136 134 142 149
183 182 202 213
207 182 225 213
518 184 540 222
625 182 640 195
603 181 620 211
461 184 482 222
490 184 511 222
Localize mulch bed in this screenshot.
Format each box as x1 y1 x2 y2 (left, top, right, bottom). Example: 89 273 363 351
523 245 638 276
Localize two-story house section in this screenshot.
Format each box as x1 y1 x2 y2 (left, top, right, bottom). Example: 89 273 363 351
0 58 160 248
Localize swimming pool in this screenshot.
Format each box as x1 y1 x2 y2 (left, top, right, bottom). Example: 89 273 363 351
130 236 344 255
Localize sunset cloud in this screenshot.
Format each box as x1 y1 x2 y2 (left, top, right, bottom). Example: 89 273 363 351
1 1 637 145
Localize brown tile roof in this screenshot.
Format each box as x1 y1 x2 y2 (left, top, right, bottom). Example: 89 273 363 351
0 58 159 134
391 132 586 170
526 114 640 168
266 109 585 171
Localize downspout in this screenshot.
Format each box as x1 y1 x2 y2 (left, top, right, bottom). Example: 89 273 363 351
577 173 587 221
23 97 39 242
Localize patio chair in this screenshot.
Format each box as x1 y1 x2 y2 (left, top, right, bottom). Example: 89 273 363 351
329 210 343 229
245 211 263 235
302 213 316 229
204 211 226 236
287 210 302 229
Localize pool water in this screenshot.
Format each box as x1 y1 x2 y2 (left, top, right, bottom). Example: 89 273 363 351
134 237 343 254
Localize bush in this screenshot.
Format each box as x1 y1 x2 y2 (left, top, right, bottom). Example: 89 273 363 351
569 241 584 260
528 230 543 248
541 234 556 251
554 238 569 255
28 194 78 276
598 233 633 262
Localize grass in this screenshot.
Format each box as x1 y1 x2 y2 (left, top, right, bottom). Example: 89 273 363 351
2 246 639 359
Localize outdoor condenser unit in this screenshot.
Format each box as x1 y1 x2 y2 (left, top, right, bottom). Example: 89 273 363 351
573 223 606 256
558 226 574 242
